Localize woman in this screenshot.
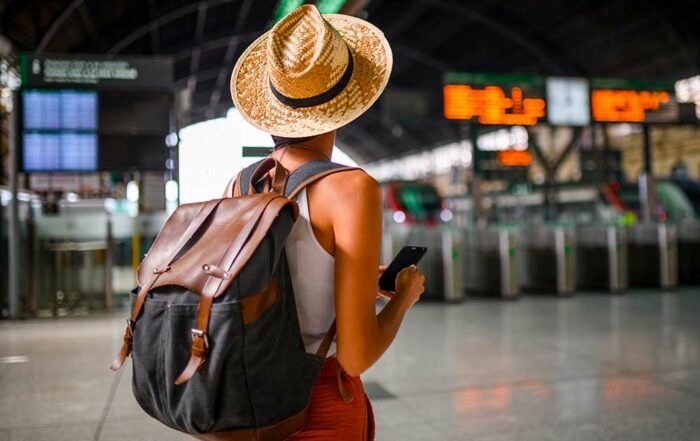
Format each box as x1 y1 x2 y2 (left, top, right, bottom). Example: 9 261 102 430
230 5 425 439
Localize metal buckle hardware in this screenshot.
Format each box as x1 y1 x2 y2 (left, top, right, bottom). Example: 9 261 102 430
152 266 171 274
202 264 231 280
191 328 209 349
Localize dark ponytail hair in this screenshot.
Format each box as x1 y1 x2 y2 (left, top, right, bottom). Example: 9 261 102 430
271 135 312 150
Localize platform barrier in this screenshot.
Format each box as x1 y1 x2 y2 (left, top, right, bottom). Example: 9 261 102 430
576 225 627 293
627 223 678 290
462 226 519 299
382 224 464 302
32 212 168 316
518 225 576 296
677 221 700 285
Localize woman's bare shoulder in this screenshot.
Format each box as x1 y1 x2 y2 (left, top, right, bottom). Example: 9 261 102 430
324 169 381 193
307 168 381 221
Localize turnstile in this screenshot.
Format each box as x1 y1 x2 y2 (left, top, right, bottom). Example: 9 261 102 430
34 214 113 316
382 224 464 302
518 225 576 296
627 223 678 290
677 221 700 285
576 225 627 293
462 226 519 299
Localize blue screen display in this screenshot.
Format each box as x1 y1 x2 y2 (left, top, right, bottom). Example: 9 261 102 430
23 132 98 171
22 89 98 171
23 90 97 130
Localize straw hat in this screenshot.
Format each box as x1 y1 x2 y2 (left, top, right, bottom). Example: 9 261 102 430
230 4 392 137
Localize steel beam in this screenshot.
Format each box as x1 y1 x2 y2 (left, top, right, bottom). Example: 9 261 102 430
106 0 236 55
8 91 19 319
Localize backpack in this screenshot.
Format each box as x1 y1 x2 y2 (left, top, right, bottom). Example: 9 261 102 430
110 158 356 440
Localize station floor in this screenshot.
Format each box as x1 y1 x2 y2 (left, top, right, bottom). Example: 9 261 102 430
1 289 700 441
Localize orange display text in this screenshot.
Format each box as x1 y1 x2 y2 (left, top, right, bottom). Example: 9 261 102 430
497 150 532 167
443 85 546 125
592 89 670 122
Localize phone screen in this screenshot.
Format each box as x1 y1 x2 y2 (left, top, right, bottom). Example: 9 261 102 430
378 246 427 292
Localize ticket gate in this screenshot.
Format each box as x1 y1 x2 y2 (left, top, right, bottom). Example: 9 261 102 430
34 213 113 316
382 224 464 302
576 225 627 293
462 226 519 299
627 223 678 290
677 221 700 285
518 225 576 296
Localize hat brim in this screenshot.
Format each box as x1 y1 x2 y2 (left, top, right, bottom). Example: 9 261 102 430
230 14 393 137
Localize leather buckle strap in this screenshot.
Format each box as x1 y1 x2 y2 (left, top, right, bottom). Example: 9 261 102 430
315 321 353 402
202 263 231 280
191 328 209 350
315 320 336 358
175 195 283 385
110 318 135 371
175 327 209 385
110 198 224 372
248 158 289 195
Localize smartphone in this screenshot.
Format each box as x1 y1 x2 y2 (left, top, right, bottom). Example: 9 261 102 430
378 246 427 292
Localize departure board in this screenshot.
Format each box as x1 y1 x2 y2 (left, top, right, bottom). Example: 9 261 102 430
23 132 97 171
443 73 546 126
590 79 679 123
23 90 97 130
21 89 98 171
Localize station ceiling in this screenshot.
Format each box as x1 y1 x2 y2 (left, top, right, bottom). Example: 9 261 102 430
2 0 699 163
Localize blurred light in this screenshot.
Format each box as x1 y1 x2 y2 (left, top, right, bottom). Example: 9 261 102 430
534 172 545 185
165 158 175 170
104 198 117 214
440 209 453 222
165 180 179 202
365 140 472 182
610 123 642 137
497 150 532 167
316 0 348 13
126 180 139 202
165 132 179 147
675 75 700 119
65 192 79 202
477 126 528 151
271 0 305 24
393 210 406 223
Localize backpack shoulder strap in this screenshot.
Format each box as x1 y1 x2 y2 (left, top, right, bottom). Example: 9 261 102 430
237 159 266 196
284 159 360 199
237 159 360 198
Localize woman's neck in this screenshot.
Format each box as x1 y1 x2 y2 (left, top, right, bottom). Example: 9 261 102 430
271 131 335 164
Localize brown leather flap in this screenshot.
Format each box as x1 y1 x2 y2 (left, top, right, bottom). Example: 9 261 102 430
137 193 298 295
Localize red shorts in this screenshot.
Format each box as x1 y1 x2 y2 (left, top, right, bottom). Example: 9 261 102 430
288 358 374 440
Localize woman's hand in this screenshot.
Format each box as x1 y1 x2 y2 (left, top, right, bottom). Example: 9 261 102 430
376 264 425 303
377 265 393 300
395 265 425 306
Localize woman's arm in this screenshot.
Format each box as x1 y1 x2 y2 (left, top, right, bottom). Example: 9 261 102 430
329 171 424 376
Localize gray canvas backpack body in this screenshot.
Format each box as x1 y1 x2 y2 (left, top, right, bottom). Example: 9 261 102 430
111 158 356 440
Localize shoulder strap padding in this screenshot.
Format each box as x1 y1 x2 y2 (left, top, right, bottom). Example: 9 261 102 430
240 159 359 198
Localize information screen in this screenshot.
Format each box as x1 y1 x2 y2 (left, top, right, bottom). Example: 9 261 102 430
21 89 98 172
23 132 97 171
546 77 590 126
23 90 97 130
443 73 546 126
590 79 678 123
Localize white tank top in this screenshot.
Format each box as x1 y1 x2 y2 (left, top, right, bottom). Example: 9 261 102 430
285 187 336 356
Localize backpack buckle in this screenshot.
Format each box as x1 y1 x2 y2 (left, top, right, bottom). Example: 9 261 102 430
191 328 209 349
202 264 231 280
